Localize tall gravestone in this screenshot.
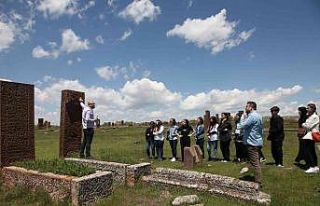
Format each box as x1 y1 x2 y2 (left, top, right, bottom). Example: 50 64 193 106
38 118 44 129
204 110 210 132
0 80 35 167
59 90 85 158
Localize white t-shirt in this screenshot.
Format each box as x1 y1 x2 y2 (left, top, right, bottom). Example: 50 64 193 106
208 124 219 141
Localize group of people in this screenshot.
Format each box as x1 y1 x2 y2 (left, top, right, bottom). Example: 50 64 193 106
77 97 319 189
144 101 319 188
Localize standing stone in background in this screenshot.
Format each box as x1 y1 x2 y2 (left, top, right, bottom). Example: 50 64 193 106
38 118 44 129
204 110 210 132
59 90 85 158
0 80 35 167
184 147 196 169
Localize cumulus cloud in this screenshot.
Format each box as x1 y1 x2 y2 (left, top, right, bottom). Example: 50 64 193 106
32 28 89 59
95 35 104 44
180 85 303 115
60 29 90 53
167 9 255 54
120 28 132 41
119 0 161 24
96 66 118 81
36 0 79 18
0 21 15 52
34 76 304 124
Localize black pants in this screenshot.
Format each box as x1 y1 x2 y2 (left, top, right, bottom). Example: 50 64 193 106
295 139 305 162
146 138 155 158
235 141 247 161
180 137 191 161
271 140 283 165
196 138 205 158
304 139 318 168
154 140 164 160
220 140 231 161
80 128 94 157
169 139 178 158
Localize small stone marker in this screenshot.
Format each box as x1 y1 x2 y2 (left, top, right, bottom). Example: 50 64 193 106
38 118 44 129
184 147 195 169
172 195 199 206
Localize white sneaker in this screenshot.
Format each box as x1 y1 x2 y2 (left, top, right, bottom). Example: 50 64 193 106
170 157 176 162
277 164 284 168
240 167 249 174
305 167 319 174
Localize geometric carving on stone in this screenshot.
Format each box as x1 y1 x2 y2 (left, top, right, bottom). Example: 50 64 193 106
0 80 35 167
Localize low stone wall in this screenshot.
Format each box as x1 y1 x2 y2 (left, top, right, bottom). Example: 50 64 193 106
142 167 271 205
127 163 152 186
2 166 112 206
65 158 151 185
65 158 129 183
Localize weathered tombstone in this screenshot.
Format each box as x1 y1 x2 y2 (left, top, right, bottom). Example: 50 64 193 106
121 120 124 125
0 80 35 167
193 145 203 162
184 147 196 169
59 90 85 158
204 110 210 132
38 118 44 129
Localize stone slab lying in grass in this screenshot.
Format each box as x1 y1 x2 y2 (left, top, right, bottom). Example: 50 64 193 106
2 166 112 206
142 167 271 205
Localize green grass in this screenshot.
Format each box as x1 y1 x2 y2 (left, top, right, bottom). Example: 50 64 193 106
13 159 95 177
1 120 320 205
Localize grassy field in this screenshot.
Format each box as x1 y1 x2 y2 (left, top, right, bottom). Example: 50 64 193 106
1 120 320 205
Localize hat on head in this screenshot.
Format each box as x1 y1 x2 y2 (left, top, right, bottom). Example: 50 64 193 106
270 106 280 112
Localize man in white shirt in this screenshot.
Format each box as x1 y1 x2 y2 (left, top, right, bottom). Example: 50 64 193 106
79 97 97 159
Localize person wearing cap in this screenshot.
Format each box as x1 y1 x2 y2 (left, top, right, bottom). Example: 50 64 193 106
302 103 319 173
267 106 285 167
79 97 98 159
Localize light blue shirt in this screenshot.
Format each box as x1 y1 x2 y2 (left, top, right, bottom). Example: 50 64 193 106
237 111 263 146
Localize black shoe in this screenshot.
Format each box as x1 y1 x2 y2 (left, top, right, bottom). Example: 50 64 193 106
80 154 85 158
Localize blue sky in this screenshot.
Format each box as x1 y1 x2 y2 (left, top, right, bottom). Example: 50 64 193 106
0 0 320 123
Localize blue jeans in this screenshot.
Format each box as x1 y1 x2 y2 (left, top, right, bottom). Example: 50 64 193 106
146 139 155 158
169 139 178 158
154 140 164 160
207 140 218 159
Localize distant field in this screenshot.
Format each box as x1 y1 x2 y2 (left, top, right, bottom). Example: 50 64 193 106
1 119 319 206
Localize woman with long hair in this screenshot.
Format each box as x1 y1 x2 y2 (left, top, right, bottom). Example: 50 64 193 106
295 106 308 164
195 117 205 158
168 118 179 162
176 119 194 161
207 116 219 161
302 103 319 173
153 120 165 160
218 112 232 162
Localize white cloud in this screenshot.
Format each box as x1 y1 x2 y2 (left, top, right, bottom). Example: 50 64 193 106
120 28 132 41
67 59 73 65
180 85 303 115
32 45 58 58
95 35 104 44
0 21 15 51
34 77 305 124
143 70 151 78
96 66 118 81
119 0 161 24
0 77 12 82
60 29 90 53
37 0 79 18
32 29 89 59
167 9 255 54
